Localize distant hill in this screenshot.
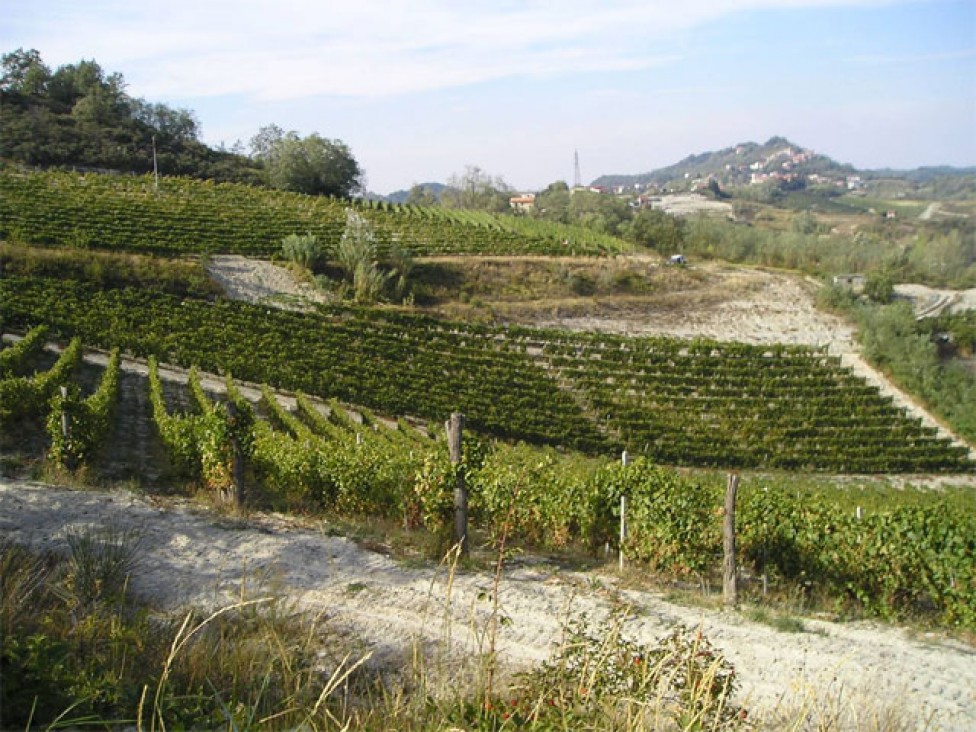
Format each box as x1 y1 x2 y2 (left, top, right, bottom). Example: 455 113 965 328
591 137 976 197
372 182 451 204
592 137 852 192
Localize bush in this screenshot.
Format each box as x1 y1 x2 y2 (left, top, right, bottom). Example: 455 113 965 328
497 614 744 729
863 272 894 303
281 232 327 271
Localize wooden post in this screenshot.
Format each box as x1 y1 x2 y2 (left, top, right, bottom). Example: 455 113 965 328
723 473 740 608
619 450 630 571
619 495 627 571
446 412 467 555
59 385 75 470
59 385 70 441
227 401 244 509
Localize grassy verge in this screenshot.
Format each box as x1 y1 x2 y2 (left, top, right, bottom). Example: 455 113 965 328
1 527 751 730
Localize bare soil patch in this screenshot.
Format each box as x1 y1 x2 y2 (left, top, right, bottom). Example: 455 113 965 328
207 254 328 311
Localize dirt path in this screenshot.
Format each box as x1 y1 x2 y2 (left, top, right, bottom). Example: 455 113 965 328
1 480 973 730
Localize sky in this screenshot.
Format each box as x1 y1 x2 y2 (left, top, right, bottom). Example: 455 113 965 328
2 0 974 194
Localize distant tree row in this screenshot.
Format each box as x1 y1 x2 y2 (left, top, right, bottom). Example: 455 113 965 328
403 171 684 252
0 49 363 198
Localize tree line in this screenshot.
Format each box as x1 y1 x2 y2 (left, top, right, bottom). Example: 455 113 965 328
0 49 362 198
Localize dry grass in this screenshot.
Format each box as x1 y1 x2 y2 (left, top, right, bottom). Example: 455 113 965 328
1 525 936 731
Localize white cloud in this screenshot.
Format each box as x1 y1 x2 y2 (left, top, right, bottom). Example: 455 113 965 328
4 0 901 101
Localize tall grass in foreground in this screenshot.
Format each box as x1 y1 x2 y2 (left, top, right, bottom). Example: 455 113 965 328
1 530 921 730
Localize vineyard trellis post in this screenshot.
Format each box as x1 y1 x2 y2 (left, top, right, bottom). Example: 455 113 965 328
59 384 70 443
620 450 629 571
446 412 467 556
723 473 739 608
59 384 74 470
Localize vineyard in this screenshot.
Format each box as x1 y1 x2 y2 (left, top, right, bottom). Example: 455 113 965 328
0 168 630 257
2 166 975 634
3 332 975 630
2 272 972 474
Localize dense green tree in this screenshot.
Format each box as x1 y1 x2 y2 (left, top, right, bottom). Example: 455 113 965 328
1 48 51 95
0 48 261 183
566 190 630 237
532 181 571 223
250 125 362 198
627 208 686 254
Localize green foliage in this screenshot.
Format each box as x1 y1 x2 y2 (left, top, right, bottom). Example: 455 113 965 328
592 459 719 577
0 336 81 429
252 390 437 515
863 272 894 303
62 527 141 611
470 445 598 548
336 208 394 303
148 356 201 477
5 273 972 473
789 210 821 235
0 531 151 726
47 347 121 468
682 214 975 288
626 207 686 254
250 125 362 197
504 615 743 729
855 301 976 442
0 323 48 377
0 49 260 182
280 231 327 271
0 241 220 298
738 486 976 627
0 537 347 729
186 367 248 494
441 165 513 213
0 168 630 258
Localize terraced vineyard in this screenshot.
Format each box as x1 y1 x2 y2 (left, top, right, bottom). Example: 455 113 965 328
0 169 629 257
3 273 971 473
4 337 975 631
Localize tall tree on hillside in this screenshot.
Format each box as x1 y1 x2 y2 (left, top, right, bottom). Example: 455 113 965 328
1 48 51 95
441 165 512 212
249 124 363 198
532 181 571 223
627 208 686 254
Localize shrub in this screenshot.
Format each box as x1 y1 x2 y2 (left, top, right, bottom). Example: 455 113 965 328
495 614 744 729
281 232 326 271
